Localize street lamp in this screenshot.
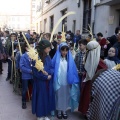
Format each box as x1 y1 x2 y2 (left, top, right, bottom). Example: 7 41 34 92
77 0 80 7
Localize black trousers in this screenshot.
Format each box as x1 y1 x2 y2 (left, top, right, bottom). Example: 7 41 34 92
0 60 2 72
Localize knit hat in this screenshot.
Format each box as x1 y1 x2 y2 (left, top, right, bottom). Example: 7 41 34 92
38 39 51 51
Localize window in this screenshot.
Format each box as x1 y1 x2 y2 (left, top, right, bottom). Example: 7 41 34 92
44 19 47 32
12 17 15 21
32 5 35 8
82 0 92 33
36 23 38 33
40 21 42 33
50 15 54 32
17 24 20 29
61 9 67 32
73 20 76 34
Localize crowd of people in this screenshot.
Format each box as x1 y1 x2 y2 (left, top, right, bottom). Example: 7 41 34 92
0 26 120 120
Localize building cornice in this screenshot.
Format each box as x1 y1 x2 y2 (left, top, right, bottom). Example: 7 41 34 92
42 0 66 15
36 0 66 20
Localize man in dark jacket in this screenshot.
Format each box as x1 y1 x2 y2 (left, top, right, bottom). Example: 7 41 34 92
113 31 120 59
109 26 120 46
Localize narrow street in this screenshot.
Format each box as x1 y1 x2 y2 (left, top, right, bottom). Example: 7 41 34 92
0 63 86 120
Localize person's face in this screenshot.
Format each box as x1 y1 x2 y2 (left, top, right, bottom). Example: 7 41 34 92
33 34 37 39
4 32 7 37
117 31 120 41
30 44 34 48
57 40 61 45
70 47 74 51
26 44 34 51
98 36 102 40
61 49 68 58
79 44 86 51
44 47 51 54
108 47 116 57
11 35 16 41
76 30 80 35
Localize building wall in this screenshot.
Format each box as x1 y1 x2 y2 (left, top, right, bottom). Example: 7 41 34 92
94 2 120 37
35 0 84 34
94 5 110 37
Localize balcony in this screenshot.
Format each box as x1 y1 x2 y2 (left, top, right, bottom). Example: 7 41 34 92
101 0 120 6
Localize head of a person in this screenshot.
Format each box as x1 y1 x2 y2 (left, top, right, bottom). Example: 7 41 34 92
10 33 17 41
108 47 117 57
117 31 120 42
115 26 120 35
4 31 9 37
57 39 61 45
60 43 69 58
70 43 74 51
44 33 51 41
33 32 37 39
28 30 30 34
38 39 51 54
76 30 80 35
97 32 103 40
79 39 88 51
16 44 19 51
25 42 34 52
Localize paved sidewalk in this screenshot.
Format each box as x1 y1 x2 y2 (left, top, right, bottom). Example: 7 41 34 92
0 63 86 120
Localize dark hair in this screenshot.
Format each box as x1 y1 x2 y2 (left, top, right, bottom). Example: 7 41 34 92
79 39 88 45
33 32 37 35
97 32 103 37
61 45 69 51
10 33 17 37
29 41 34 45
115 26 120 34
70 43 74 47
5 31 9 35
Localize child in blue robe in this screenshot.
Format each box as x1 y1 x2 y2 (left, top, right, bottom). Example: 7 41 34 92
32 40 55 120
52 42 80 119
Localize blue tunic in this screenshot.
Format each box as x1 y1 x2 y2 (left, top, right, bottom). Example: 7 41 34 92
32 55 55 117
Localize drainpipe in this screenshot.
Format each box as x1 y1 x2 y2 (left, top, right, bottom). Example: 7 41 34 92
92 0 96 35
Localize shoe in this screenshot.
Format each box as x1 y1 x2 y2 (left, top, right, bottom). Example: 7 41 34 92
62 112 68 119
57 113 62 119
37 117 44 120
10 80 13 84
6 77 10 81
22 102 27 109
44 117 50 120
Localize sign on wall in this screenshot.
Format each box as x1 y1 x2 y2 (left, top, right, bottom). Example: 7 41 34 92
108 16 114 24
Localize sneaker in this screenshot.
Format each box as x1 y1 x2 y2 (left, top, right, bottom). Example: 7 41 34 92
37 117 44 120
44 117 50 120
22 102 27 109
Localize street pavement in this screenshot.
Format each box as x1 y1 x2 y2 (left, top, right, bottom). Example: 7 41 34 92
0 63 86 120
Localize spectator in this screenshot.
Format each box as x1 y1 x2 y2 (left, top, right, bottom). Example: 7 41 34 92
74 30 81 49
109 26 120 46
25 30 30 41
97 32 107 59
113 31 120 59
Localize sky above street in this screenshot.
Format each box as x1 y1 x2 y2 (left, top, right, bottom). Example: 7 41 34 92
0 0 31 15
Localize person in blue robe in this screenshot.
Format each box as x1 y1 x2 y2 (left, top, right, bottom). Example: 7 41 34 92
52 42 80 119
32 40 55 120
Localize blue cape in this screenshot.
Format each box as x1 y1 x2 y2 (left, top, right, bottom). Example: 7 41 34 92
52 42 80 111
52 42 80 85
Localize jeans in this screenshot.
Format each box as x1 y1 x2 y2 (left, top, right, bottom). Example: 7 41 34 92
22 79 33 103
7 59 12 79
